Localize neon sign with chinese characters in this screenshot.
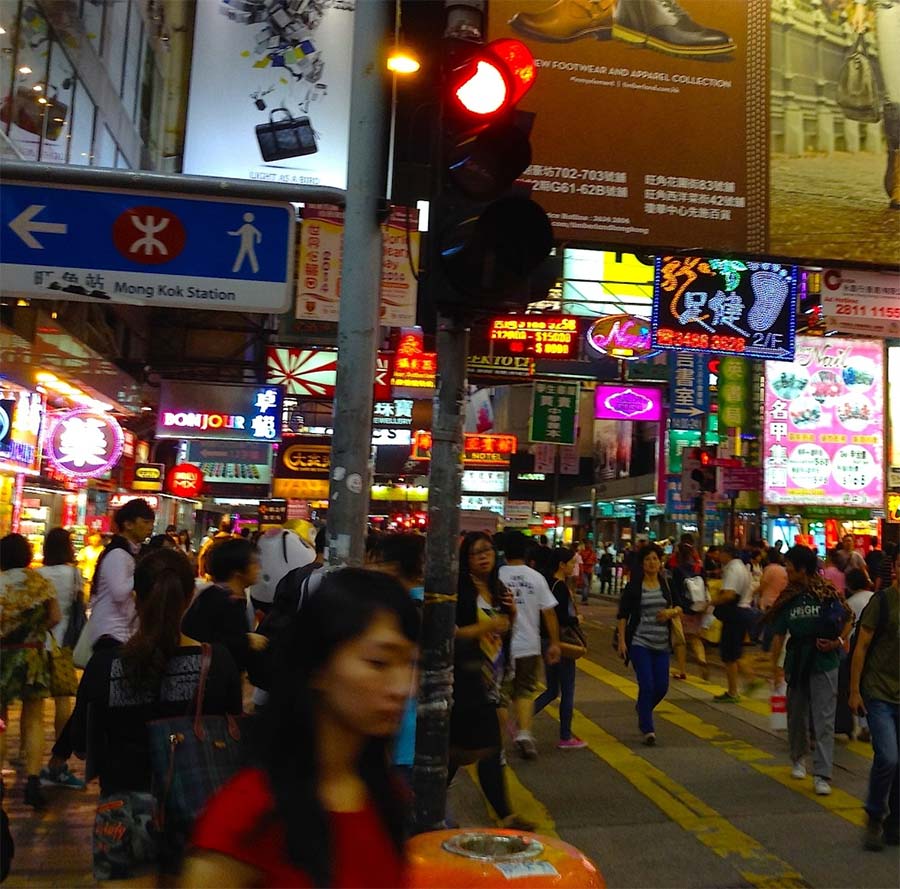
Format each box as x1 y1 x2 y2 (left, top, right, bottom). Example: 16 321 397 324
390 329 436 392
652 256 797 360
45 409 124 479
156 382 285 442
594 385 664 421
411 431 517 466
763 336 884 507
489 316 580 359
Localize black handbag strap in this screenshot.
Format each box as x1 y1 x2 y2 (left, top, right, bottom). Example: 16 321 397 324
269 107 293 123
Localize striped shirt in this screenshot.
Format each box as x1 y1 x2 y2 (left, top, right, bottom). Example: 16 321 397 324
632 585 669 651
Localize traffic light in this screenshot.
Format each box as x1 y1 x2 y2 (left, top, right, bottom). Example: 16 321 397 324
693 448 718 494
434 37 554 311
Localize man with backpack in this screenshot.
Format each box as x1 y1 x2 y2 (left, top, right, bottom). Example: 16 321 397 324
850 546 899 852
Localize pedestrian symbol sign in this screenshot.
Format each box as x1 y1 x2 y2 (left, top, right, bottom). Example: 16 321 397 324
0 181 295 313
529 381 579 445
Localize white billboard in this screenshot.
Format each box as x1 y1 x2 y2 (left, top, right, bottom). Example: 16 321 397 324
183 0 354 188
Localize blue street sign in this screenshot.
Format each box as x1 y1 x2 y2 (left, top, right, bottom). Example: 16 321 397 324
0 182 295 313
668 351 709 431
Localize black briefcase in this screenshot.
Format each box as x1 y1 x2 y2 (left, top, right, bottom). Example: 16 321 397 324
256 107 317 162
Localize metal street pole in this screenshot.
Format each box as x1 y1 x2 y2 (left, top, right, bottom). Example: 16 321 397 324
412 0 484 834
326 0 389 567
414 313 469 832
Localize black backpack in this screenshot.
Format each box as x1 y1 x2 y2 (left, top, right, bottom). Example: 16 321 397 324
252 563 322 690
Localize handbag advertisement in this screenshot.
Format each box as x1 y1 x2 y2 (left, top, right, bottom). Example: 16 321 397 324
183 0 355 188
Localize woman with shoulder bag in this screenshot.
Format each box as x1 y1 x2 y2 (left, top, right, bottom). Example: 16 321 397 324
0 534 61 809
534 548 588 750
446 533 534 831
37 527 87 790
68 548 242 884
616 544 681 746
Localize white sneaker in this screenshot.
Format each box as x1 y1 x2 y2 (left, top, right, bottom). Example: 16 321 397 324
814 777 832 796
791 761 807 779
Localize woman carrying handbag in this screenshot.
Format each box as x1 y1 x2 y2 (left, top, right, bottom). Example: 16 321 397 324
68 548 242 883
616 544 681 746
534 547 588 749
37 528 86 790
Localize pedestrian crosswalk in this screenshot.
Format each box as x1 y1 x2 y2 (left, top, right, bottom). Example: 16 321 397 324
452 631 892 889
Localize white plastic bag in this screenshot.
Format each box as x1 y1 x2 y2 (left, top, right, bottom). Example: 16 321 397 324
770 681 787 731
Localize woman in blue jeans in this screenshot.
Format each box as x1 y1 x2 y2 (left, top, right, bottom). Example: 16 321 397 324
616 545 680 745
534 548 587 749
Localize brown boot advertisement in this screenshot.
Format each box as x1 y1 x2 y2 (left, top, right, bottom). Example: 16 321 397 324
489 0 768 253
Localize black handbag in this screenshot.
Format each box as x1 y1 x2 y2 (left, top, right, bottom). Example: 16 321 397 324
146 645 243 833
255 108 317 162
836 35 881 123
63 568 87 650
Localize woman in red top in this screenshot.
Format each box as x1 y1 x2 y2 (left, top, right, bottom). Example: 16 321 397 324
183 568 419 888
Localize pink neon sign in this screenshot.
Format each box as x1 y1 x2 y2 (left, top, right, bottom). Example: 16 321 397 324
594 385 664 422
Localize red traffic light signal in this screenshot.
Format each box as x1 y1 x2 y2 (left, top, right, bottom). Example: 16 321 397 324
700 449 711 466
448 39 536 118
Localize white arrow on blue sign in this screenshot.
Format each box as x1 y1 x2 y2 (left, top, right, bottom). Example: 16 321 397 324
0 181 295 314
668 352 710 431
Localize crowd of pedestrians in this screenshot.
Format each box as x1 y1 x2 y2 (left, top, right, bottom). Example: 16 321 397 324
1 503 898 883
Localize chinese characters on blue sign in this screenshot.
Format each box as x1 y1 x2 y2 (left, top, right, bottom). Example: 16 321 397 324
651 257 797 361
667 352 709 431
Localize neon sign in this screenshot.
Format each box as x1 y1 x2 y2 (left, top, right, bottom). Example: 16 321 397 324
489 315 580 358
45 409 124 479
594 385 664 421
585 314 658 360
652 257 797 360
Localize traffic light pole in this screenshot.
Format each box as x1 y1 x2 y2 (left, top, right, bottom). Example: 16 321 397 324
697 414 708 551
326 0 389 566
414 313 469 832
412 0 484 835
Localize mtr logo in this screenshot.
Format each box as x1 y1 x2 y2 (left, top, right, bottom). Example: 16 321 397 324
112 206 187 265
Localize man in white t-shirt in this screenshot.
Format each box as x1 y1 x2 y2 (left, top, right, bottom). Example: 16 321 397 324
713 545 754 702
498 532 561 759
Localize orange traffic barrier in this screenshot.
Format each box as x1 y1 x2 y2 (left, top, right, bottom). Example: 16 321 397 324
407 829 605 887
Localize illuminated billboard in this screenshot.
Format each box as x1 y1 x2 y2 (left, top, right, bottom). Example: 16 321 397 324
763 337 884 508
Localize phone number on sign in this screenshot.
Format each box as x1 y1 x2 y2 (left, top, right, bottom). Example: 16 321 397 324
655 328 746 352
832 302 900 319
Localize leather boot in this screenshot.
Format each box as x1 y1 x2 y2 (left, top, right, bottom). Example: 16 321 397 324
613 0 734 57
888 149 900 210
883 102 900 206
509 0 615 42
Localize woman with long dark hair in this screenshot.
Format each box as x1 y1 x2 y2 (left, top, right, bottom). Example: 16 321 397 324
183 568 419 887
768 545 852 797
38 527 87 789
68 548 241 883
448 533 533 830
533 547 586 749
616 544 680 746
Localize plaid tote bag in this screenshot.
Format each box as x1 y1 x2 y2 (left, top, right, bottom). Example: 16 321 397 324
146 644 243 833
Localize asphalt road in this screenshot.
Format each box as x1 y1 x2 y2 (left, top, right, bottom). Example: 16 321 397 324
1 598 896 888
450 599 898 889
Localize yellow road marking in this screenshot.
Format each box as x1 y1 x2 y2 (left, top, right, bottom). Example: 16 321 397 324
576 657 868 827
679 670 874 762
542 702 809 889
463 763 559 837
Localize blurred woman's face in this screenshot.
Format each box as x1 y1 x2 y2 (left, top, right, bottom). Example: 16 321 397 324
313 611 418 738
562 557 576 577
642 552 661 575
467 540 495 576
